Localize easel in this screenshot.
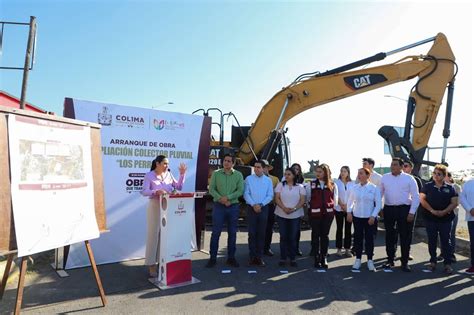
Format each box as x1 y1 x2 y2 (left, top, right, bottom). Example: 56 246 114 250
1 242 106 314
0 105 108 314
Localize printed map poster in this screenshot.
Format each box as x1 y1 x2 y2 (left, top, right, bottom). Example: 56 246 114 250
8 115 99 257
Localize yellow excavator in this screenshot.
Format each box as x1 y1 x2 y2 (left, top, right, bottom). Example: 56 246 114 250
196 33 457 178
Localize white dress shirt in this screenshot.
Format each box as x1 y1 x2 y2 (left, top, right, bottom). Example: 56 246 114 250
334 179 355 212
347 182 382 218
370 170 382 188
460 179 474 222
380 172 420 214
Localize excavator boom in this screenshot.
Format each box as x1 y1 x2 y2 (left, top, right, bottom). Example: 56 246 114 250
238 33 456 173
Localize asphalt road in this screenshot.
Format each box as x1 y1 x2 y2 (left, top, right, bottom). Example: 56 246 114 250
1 225 473 314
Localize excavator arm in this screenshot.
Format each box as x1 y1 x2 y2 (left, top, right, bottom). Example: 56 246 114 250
238 33 456 173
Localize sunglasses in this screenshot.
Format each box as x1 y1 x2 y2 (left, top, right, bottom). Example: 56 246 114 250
433 172 444 176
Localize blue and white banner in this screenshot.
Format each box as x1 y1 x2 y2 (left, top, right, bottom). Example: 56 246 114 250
64 98 204 269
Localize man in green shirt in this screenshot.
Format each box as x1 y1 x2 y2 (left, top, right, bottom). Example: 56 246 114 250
206 154 244 268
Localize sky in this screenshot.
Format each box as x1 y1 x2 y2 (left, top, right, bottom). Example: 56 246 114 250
1 0 473 175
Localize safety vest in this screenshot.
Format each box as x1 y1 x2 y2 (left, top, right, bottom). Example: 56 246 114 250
309 180 335 217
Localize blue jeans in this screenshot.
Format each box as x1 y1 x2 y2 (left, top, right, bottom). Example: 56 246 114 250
468 221 474 266
277 215 299 261
425 219 452 265
247 205 268 259
210 203 240 260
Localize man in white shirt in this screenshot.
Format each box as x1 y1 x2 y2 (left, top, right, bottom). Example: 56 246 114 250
380 157 420 272
362 157 382 187
459 178 474 274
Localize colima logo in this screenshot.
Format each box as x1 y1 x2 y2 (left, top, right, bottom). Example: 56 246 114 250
153 119 165 130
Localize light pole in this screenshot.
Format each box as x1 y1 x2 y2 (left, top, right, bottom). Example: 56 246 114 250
151 101 174 109
384 95 408 102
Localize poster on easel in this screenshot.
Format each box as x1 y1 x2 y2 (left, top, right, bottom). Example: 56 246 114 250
7 114 99 257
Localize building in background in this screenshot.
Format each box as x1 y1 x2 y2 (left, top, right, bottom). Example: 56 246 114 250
0 90 51 114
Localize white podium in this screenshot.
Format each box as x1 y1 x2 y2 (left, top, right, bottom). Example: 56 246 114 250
149 192 204 290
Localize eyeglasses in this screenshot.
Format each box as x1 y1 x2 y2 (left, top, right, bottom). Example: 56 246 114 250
433 172 444 176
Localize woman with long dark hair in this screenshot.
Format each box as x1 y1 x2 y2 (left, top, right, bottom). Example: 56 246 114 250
290 163 305 256
334 166 354 257
274 167 306 267
141 155 187 278
308 163 338 269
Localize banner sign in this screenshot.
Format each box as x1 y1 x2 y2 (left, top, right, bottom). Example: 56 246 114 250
64 99 204 268
8 115 98 257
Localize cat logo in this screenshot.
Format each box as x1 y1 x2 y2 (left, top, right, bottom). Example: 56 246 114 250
343 73 388 90
353 75 371 88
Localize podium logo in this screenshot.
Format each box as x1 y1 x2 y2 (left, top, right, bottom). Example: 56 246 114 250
175 201 186 215
172 251 185 258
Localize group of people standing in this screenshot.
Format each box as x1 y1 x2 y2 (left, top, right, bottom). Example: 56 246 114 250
141 154 474 278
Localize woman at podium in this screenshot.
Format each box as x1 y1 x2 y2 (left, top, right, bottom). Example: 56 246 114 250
141 155 187 278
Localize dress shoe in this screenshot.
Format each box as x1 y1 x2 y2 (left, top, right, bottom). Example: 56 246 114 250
205 258 217 268
290 260 297 267
383 261 394 270
226 258 240 267
444 265 453 275
264 249 274 257
256 258 266 267
314 255 321 268
297 249 303 256
401 264 412 272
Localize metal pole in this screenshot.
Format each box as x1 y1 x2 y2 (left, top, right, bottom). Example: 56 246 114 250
19 16 36 110
275 96 290 130
441 81 455 163
386 35 437 56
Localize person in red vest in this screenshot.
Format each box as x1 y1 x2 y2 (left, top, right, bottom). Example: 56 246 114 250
309 163 339 269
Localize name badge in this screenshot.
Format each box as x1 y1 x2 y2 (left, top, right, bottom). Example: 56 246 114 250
312 208 321 213
327 208 334 212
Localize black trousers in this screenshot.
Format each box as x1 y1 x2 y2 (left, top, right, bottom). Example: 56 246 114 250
264 203 276 251
353 216 377 259
296 221 301 252
310 214 334 257
335 211 352 249
383 205 413 265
